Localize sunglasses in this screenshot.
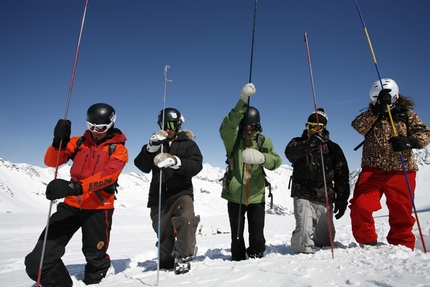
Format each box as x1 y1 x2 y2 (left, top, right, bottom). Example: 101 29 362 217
160 121 179 130
306 122 325 131
86 121 113 134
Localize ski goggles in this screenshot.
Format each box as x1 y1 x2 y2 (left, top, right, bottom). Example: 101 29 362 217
160 121 179 131
306 122 325 132
86 121 113 133
241 123 258 133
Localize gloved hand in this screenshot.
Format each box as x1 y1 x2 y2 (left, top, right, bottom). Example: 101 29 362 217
147 130 168 153
334 199 348 220
154 152 181 169
307 133 325 149
53 119 71 149
241 148 265 165
388 136 420 152
46 179 82 200
377 89 392 106
240 83 256 103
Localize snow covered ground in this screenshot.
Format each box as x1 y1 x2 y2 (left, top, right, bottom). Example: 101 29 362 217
1 153 430 287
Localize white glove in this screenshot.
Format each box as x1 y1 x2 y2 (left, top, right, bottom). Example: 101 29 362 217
241 148 265 165
240 83 256 103
147 130 168 153
154 153 181 169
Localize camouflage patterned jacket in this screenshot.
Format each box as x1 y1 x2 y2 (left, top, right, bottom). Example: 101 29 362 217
284 130 350 204
352 96 430 171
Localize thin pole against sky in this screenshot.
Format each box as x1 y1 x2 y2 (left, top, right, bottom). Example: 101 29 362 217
237 0 258 241
36 1 89 286
304 32 335 259
156 65 172 285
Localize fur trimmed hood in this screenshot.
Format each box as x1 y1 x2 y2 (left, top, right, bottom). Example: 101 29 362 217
179 129 195 140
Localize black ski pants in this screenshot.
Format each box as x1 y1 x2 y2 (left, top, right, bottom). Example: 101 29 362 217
25 203 114 286
228 201 266 261
150 195 200 269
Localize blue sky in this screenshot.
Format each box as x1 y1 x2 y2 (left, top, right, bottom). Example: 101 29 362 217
1 0 429 173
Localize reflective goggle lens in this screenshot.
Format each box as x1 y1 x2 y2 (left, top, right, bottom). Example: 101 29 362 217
86 121 112 133
160 121 178 130
306 122 325 131
241 124 258 132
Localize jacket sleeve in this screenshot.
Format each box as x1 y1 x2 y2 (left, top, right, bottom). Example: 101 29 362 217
44 136 80 167
261 136 282 171
351 110 379 135
407 111 430 149
284 137 313 164
219 99 248 155
332 143 350 202
174 139 203 177
134 144 157 173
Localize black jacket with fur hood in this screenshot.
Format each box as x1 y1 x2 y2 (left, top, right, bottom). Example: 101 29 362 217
134 129 203 208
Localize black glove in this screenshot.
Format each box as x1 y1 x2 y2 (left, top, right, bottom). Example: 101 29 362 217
53 119 71 149
334 199 348 220
371 89 392 115
377 89 392 106
307 133 325 149
388 136 420 152
46 179 82 200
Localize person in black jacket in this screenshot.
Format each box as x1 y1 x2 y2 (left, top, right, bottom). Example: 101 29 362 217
285 108 350 254
134 108 202 274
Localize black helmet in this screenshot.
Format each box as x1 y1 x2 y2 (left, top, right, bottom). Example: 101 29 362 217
240 106 260 125
240 106 261 133
86 103 116 125
157 107 185 130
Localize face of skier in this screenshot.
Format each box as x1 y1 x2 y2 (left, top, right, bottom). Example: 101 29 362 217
241 123 258 134
91 130 108 142
162 121 179 139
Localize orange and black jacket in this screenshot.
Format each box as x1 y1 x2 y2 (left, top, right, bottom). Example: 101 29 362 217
44 128 128 210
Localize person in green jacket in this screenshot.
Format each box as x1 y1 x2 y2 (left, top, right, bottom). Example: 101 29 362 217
219 83 282 261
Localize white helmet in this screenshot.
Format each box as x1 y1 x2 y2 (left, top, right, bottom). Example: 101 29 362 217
369 78 399 104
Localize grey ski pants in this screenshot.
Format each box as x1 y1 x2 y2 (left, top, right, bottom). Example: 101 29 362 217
291 198 335 254
150 195 200 269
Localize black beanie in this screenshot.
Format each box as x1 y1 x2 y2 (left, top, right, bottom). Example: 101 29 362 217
307 108 328 125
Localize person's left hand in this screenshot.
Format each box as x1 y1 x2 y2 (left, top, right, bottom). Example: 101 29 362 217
46 179 82 200
388 136 420 152
241 148 265 165
334 199 348 220
154 153 181 169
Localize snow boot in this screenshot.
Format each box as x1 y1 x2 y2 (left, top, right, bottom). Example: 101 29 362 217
359 240 377 248
174 257 191 275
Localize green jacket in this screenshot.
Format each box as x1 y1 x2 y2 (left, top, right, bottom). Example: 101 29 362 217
219 100 282 204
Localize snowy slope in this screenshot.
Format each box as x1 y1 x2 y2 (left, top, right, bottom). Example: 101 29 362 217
0 146 430 287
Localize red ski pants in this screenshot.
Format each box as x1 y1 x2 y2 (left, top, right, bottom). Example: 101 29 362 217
349 167 416 250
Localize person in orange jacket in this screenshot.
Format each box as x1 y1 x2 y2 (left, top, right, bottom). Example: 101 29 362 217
25 103 128 286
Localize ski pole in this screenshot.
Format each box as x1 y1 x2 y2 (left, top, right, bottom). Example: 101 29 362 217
354 0 426 253
304 32 335 259
156 65 171 285
36 1 89 286
237 0 258 241
248 0 258 84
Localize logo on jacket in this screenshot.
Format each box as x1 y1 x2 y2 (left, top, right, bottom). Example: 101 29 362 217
88 178 113 191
